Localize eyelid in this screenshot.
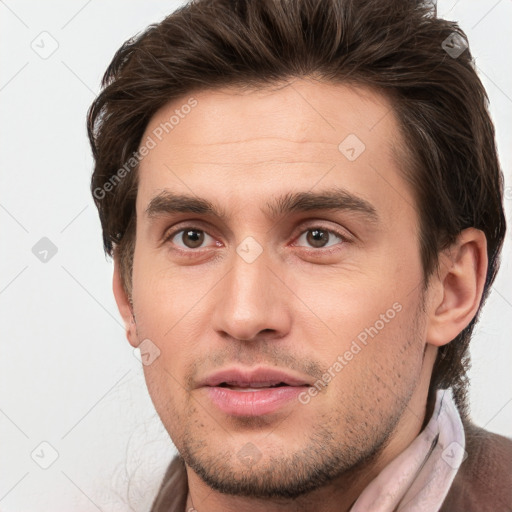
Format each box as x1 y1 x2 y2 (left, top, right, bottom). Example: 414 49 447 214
292 220 353 242
163 218 217 239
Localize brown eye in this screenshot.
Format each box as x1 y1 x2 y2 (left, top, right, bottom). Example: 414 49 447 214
181 229 204 248
167 228 214 250
296 227 345 249
306 229 329 248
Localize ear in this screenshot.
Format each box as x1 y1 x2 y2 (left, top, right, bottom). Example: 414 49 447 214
113 259 138 348
426 228 488 347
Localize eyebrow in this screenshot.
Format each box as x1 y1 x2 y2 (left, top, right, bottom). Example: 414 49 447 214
145 187 378 223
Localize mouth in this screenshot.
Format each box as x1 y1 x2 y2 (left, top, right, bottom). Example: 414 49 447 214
216 381 294 391
199 367 312 416
200 366 312 388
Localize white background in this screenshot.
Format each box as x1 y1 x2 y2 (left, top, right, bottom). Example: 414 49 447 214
0 1 511 510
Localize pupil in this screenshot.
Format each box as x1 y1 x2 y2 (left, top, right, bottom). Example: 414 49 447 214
184 229 204 248
307 229 328 247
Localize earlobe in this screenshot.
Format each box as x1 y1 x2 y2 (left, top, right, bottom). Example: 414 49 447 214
113 260 138 348
426 228 488 347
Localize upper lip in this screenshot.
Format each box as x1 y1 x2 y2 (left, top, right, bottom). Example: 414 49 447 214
198 366 312 388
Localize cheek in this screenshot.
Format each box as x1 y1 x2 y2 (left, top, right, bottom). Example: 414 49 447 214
306 275 424 383
141 361 188 443
131 248 208 337
293 277 404 348
131 249 209 387
287 243 422 346
360 298 425 385
318 298 425 417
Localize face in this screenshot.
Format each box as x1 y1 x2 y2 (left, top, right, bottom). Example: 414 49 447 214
126 78 435 499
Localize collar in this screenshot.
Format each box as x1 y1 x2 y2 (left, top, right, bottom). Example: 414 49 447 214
350 388 466 512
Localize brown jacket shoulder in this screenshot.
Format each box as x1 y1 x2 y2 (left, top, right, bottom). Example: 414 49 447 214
150 455 188 512
440 422 512 511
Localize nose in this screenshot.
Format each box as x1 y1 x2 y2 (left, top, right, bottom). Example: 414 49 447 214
211 242 292 342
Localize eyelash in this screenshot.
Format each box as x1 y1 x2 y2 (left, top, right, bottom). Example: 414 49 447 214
163 224 349 255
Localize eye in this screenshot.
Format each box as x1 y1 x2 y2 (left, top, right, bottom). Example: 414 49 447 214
164 224 348 253
165 227 217 250
294 227 346 249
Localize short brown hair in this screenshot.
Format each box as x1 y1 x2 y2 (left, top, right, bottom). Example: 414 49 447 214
88 0 506 418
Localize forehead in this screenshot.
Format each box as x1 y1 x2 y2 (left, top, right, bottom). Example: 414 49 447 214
136 78 413 221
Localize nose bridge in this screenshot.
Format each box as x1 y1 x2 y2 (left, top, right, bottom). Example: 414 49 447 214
212 237 290 341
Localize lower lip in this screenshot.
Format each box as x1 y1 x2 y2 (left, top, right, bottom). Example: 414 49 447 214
204 386 308 416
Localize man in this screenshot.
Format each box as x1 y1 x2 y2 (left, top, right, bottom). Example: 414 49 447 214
88 0 511 510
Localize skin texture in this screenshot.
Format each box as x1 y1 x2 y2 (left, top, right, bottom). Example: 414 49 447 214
113 78 488 512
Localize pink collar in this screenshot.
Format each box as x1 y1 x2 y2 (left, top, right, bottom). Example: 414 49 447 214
350 388 465 512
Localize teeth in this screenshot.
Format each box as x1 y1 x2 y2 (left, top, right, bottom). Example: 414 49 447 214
226 386 283 391
219 382 287 389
